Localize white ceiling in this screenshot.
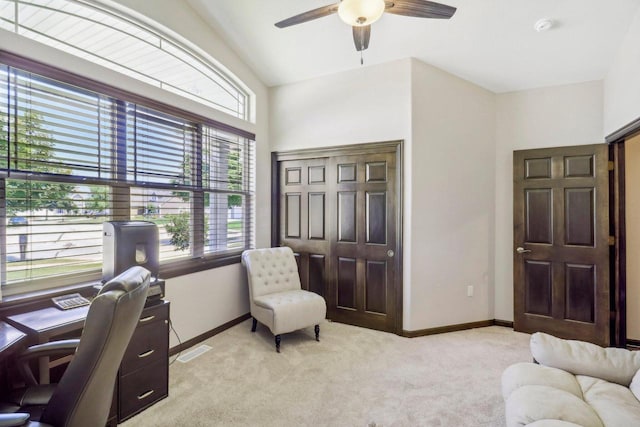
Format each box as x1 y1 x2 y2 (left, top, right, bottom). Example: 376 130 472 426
187 0 640 93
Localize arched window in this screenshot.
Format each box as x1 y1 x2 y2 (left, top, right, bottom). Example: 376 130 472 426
0 0 250 119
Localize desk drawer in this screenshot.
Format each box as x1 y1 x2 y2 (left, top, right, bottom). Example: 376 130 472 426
119 359 168 420
137 302 169 328
121 318 168 375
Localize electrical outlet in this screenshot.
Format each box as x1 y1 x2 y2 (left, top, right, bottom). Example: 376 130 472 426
467 285 474 297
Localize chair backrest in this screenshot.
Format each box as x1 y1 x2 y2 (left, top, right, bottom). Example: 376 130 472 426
40 266 151 427
242 247 301 299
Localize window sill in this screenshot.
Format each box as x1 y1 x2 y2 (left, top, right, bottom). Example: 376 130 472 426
159 253 242 279
0 254 242 315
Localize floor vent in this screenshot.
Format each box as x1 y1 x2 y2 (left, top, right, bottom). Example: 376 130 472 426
177 344 212 363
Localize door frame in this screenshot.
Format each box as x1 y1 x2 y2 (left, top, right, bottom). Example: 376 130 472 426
607 116 640 348
271 141 404 334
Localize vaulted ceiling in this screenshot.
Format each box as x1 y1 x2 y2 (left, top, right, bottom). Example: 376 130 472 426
187 0 640 92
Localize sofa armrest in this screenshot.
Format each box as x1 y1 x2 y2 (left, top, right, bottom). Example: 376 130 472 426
531 332 640 386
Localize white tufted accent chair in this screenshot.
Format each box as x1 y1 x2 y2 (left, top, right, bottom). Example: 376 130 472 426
241 247 327 352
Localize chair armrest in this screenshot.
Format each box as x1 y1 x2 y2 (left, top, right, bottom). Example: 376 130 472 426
16 339 80 386
18 339 80 360
531 332 640 386
0 412 53 427
0 413 30 427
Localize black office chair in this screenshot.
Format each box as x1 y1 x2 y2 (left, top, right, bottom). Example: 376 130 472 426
0 266 151 427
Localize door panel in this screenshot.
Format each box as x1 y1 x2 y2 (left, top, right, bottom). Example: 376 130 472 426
338 192 357 242
276 142 402 333
514 144 610 346
308 254 326 296
337 257 357 309
285 193 301 238
525 189 553 243
308 193 326 239
366 192 387 244
565 263 595 322
280 158 330 297
365 260 386 314
564 188 594 246
524 260 552 316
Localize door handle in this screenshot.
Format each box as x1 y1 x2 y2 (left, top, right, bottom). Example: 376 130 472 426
387 250 394 258
516 247 532 254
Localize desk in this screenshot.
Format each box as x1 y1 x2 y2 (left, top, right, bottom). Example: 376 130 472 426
6 305 89 383
0 321 27 358
4 301 169 423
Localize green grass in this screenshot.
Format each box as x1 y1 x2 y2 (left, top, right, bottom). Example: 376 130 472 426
131 216 171 225
6 259 101 282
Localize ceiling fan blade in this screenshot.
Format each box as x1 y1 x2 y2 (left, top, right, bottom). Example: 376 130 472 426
275 3 339 28
352 25 371 52
384 0 456 19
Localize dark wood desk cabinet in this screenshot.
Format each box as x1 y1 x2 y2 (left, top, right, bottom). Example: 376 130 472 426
5 300 170 425
117 300 170 422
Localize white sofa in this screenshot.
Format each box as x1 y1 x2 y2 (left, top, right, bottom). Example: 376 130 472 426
502 332 640 427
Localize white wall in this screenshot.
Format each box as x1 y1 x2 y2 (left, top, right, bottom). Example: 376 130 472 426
165 264 249 347
269 59 412 151
493 81 604 321
0 0 272 346
604 6 640 137
407 60 495 330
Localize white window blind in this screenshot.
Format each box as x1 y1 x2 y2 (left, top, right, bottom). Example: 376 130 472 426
202 127 254 255
5 66 115 178
0 57 255 294
4 179 111 285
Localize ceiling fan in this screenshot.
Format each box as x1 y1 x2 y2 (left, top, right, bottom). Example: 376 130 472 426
275 0 456 58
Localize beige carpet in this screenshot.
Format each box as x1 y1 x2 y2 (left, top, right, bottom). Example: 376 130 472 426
121 320 531 427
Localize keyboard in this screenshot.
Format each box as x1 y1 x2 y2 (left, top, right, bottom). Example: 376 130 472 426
51 293 91 310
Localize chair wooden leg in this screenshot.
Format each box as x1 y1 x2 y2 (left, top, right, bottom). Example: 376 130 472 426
251 317 257 332
315 324 320 341
275 335 281 353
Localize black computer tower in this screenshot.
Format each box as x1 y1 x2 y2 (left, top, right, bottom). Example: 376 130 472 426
102 221 159 282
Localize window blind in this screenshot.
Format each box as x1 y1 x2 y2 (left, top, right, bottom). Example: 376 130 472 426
0 57 255 294
4 67 115 179
201 127 254 255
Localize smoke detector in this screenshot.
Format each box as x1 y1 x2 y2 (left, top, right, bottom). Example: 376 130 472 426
534 18 554 32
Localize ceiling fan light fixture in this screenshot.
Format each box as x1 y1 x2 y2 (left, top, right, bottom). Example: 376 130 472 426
338 0 386 27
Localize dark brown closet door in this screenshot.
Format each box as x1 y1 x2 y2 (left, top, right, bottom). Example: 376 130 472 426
276 142 402 333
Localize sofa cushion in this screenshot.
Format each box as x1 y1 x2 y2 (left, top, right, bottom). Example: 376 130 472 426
630 368 640 401
527 421 584 427
530 332 640 386
502 363 583 401
505 385 604 427
253 290 326 335
577 375 640 426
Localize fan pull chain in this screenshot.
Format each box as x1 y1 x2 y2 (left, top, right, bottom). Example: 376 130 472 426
360 50 363 65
